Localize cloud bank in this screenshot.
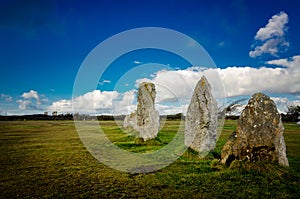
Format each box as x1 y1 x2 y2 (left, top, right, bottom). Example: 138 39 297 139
47 54 300 115
219 57 300 96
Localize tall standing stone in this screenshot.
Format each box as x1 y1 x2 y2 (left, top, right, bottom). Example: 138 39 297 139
123 82 159 141
185 76 218 157
221 93 289 166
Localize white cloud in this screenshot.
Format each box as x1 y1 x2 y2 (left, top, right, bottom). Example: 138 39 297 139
120 90 135 104
133 56 299 112
249 38 289 58
49 90 119 114
47 56 300 116
112 90 137 115
0 94 13 102
134 67 227 115
135 67 225 105
266 55 300 68
293 100 300 106
214 55 299 97
134 60 142 64
16 99 31 110
250 11 289 58
22 90 40 101
255 11 288 41
155 104 188 115
271 97 289 114
48 90 138 115
98 79 111 85
269 97 300 114
16 90 44 111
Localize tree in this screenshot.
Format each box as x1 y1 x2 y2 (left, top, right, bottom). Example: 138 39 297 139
287 104 300 115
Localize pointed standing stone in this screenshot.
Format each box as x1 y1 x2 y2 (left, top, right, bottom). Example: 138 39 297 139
123 82 159 141
221 93 289 166
185 76 218 157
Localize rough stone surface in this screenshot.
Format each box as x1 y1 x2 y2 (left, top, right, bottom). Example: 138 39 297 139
123 111 137 130
185 76 218 157
123 82 159 141
221 93 289 166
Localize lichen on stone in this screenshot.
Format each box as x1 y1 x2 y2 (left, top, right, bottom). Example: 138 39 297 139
221 93 289 166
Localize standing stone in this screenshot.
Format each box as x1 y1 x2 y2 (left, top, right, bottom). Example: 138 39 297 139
185 76 218 157
123 82 159 141
221 93 289 166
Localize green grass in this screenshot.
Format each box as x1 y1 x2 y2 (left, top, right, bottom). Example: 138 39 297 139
0 120 299 198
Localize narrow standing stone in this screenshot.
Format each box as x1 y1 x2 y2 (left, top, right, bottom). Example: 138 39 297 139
123 82 159 141
185 76 218 157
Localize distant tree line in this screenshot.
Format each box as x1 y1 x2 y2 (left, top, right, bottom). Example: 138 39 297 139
0 113 185 121
281 105 300 122
0 105 299 122
0 114 74 121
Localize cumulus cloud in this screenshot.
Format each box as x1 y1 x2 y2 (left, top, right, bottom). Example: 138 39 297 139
135 67 225 104
218 66 297 96
48 90 140 115
21 90 40 103
134 67 227 115
209 55 299 97
49 90 119 114
133 57 299 113
249 11 289 58
249 38 289 58
112 90 137 115
255 11 288 40
47 56 300 115
16 90 45 111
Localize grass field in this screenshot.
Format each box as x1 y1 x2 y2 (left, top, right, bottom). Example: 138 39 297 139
0 120 299 198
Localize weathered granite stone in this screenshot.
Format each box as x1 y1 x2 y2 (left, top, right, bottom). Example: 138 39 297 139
123 111 138 130
221 93 289 166
123 82 159 141
185 76 218 157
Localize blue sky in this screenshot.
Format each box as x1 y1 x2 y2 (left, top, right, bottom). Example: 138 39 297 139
0 0 300 115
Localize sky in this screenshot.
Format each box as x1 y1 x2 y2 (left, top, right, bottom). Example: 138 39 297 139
0 0 300 115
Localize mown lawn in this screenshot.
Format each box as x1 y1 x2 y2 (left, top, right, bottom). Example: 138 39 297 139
0 120 299 198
